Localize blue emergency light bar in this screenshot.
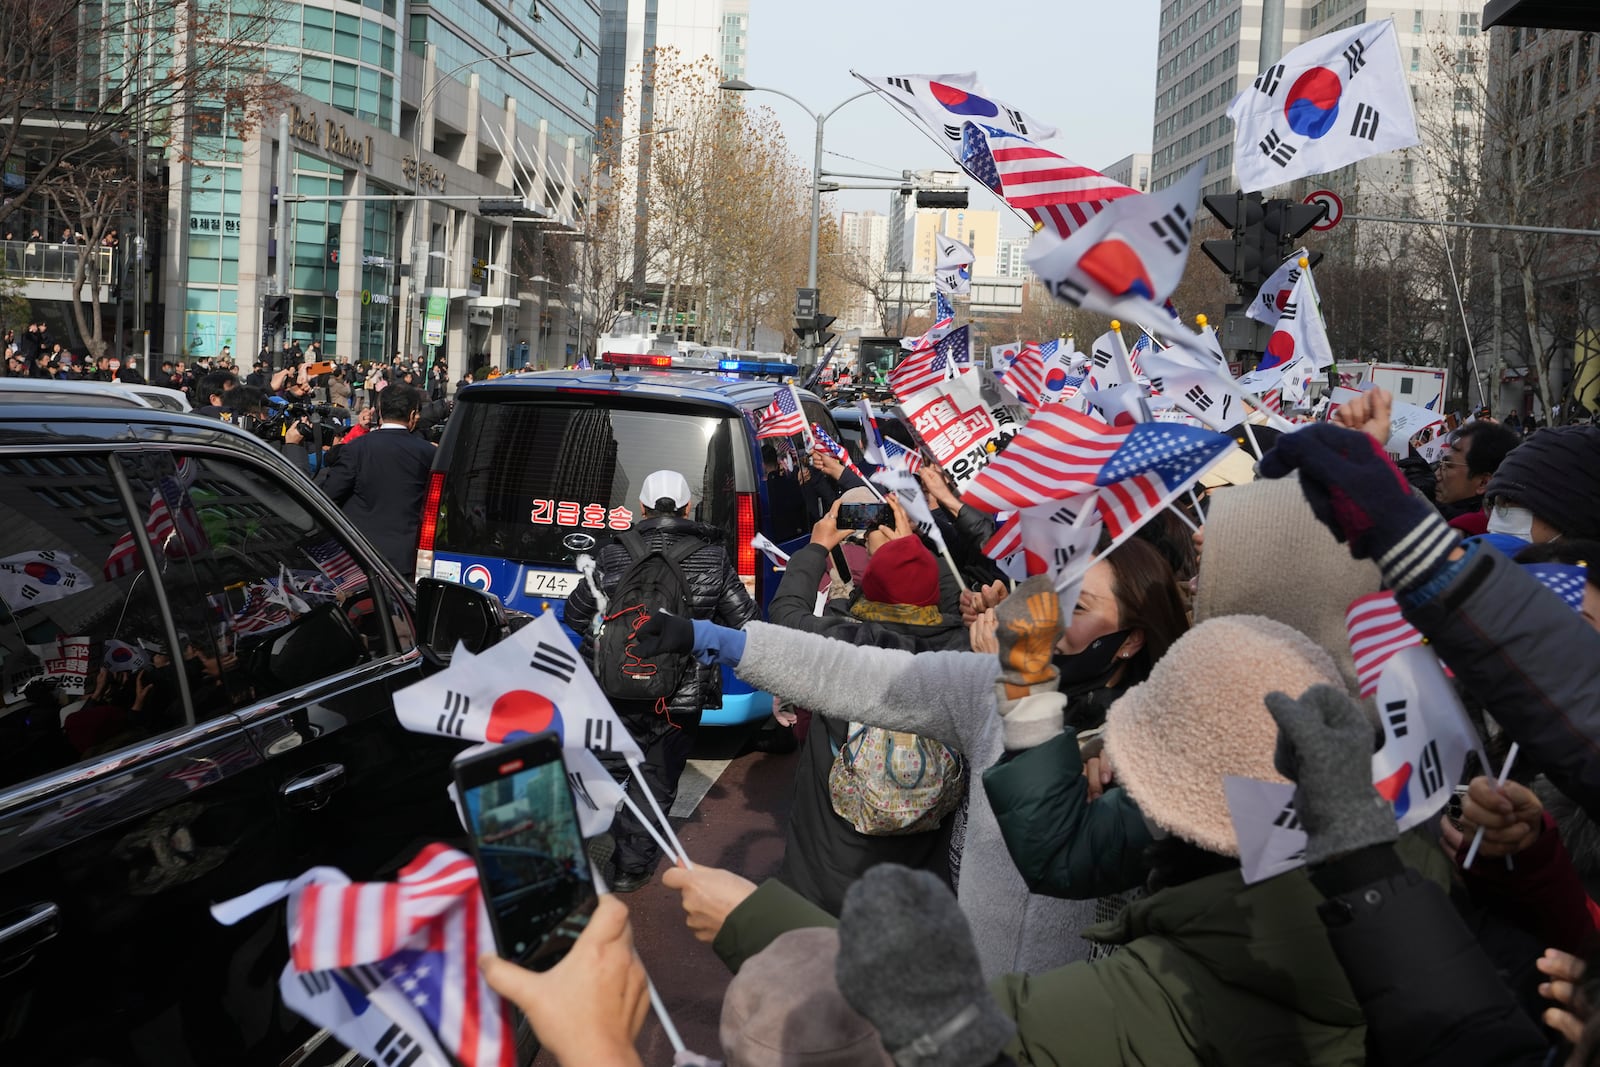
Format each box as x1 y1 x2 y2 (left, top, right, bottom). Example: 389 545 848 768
719 359 796 377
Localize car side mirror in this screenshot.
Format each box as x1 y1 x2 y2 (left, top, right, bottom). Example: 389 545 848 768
415 578 510 665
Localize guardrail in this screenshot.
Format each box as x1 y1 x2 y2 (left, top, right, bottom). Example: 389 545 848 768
0 241 115 284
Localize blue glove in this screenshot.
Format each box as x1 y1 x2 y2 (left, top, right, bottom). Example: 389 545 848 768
630 613 747 666
690 618 747 666
1259 423 1457 594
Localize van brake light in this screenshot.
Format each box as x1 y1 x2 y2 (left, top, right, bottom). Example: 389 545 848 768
736 491 757 599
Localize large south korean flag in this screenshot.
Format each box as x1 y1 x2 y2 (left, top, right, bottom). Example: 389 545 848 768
1227 19 1418 193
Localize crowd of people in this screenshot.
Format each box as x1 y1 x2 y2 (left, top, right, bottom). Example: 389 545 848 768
481 388 1600 1067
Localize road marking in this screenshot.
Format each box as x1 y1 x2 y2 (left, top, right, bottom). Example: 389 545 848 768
670 759 731 819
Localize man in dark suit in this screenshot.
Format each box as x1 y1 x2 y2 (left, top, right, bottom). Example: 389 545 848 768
319 384 436 578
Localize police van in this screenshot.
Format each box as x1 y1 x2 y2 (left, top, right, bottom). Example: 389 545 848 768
418 354 840 726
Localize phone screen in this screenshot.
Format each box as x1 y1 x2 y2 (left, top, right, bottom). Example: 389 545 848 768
456 735 597 970
837 502 892 530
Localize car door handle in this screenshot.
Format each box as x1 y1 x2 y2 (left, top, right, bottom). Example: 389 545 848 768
0 902 60 955
279 763 347 810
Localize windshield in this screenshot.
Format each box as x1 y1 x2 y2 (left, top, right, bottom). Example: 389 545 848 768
437 397 740 567
858 338 901 382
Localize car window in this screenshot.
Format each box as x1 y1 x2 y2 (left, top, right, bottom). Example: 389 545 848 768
116 452 385 715
0 454 188 787
438 398 741 567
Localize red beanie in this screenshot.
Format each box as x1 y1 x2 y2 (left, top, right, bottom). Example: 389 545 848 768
859 536 941 608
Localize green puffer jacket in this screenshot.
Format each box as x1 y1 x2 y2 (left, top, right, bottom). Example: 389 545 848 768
714 867 1370 1066
984 730 1155 899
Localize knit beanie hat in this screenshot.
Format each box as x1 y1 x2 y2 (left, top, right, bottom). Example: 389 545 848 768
835 866 1015 1067
1195 472 1381 696
721 928 893 1067
859 535 941 608
1484 425 1600 540
1103 615 1343 856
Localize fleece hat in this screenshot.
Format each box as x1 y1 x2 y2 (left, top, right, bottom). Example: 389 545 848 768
720 927 892 1067
1484 425 1600 540
1104 615 1343 856
639 469 692 511
1195 472 1382 696
859 535 941 608
835 866 1015 1067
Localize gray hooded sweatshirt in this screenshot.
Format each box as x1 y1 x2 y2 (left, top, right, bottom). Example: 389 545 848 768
734 620 1098 977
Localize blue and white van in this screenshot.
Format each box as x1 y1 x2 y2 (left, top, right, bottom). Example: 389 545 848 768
417 359 841 725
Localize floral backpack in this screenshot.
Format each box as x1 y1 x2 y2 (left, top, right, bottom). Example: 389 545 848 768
828 725 965 836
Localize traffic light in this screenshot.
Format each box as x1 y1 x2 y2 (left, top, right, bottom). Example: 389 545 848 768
814 313 837 350
1263 201 1327 266
1200 191 1267 288
264 295 289 332
915 188 969 209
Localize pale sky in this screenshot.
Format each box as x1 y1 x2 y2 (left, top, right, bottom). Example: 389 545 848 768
743 1 1161 236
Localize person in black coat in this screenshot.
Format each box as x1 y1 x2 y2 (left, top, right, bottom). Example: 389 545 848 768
765 494 969 914
563 469 759 891
318 384 436 578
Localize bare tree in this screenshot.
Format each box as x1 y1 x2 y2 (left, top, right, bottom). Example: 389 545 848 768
39 164 130 359
1411 21 1600 421
0 0 287 231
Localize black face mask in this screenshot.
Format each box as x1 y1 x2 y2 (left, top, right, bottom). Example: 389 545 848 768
1054 628 1132 687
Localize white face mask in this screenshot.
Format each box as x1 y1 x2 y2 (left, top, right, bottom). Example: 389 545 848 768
1487 502 1535 542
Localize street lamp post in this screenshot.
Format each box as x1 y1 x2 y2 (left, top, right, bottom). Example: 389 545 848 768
717 79 873 370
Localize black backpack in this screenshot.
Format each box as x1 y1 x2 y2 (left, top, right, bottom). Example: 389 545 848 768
595 530 704 701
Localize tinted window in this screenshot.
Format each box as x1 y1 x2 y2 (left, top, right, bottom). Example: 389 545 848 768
117 452 383 713
0 454 186 786
438 398 740 566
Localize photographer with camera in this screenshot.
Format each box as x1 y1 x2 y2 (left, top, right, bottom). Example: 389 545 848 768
318 384 436 578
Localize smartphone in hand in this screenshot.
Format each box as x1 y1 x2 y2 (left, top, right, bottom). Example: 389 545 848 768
454 733 598 970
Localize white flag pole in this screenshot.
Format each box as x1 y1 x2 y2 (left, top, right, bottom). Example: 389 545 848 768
627 757 695 870
1461 741 1519 872
647 976 687 1055
1166 504 1200 535
618 790 686 869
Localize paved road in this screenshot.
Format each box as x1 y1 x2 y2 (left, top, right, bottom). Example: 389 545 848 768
538 739 800 1065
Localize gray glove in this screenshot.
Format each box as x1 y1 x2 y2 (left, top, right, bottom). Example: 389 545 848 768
1265 684 1397 866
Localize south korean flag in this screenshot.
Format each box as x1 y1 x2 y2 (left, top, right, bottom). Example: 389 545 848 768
1025 164 1205 325
1228 19 1418 193
851 70 1060 161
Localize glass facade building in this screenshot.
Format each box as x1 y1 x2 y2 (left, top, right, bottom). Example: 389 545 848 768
167 0 600 371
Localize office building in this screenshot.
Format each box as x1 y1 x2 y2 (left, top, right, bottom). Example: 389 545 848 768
2 0 599 374
995 235 1030 279
1102 151 1154 192
838 210 888 331
594 0 751 337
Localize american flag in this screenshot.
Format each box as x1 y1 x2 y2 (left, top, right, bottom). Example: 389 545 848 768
1092 423 1233 540
1522 562 1589 613
288 844 515 1067
934 290 954 327
307 538 368 595
881 437 923 475
1128 333 1158 378
230 583 295 636
1094 422 1234 491
1346 591 1425 700
811 423 866 479
961 122 1139 237
1260 388 1283 414
1005 342 1046 410
983 513 1022 560
888 327 965 401
756 386 807 439
961 407 1131 514
105 460 208 579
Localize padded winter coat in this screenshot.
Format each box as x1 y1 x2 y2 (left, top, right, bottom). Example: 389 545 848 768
563 515 758 733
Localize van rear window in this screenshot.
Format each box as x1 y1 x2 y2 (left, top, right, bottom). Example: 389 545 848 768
436 398 740 566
